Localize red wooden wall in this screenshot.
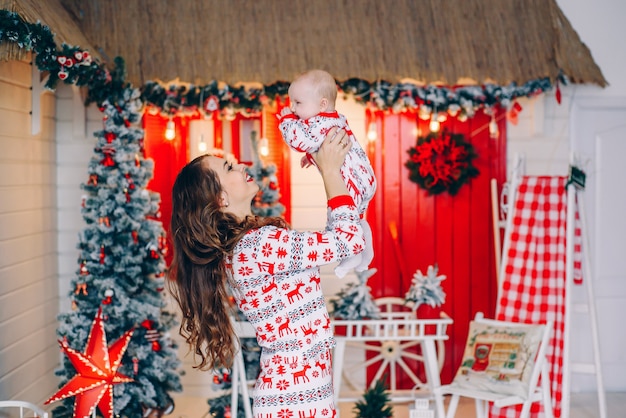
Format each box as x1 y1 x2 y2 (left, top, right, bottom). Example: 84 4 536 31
365 108 507 384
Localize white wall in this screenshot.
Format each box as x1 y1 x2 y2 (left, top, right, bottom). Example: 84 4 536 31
0 55 59 404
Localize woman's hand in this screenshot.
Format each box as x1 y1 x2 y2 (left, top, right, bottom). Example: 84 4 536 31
311 127 351 200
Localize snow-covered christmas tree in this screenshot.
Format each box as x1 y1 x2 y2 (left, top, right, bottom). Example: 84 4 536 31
52 86 182 417
330 268 381 319
247 130 285 218
404 264 446 309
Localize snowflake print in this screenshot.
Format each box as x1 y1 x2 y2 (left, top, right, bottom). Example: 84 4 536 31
307 236 315 246
278 262 285 270
281 283 290 290
277 247 287 258
276 379 290 391
262 243 273 257
322 408 330 416
277 409 293 418
312 370 319 378
353 243 363 253
238 266 253 276
307 251 318 261
272 354 283 364
264 294 272 303
276 316 284 324
349 224 358 232
305 285 312 294
282 235 289 243
323 248 334 262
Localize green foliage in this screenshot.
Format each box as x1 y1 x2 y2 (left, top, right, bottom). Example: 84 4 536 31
353 379 393 418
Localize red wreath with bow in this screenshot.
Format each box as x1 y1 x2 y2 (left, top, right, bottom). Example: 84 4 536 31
405 130 479 195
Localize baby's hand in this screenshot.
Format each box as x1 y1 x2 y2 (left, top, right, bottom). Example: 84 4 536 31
300 155 314 168
278 107 293 119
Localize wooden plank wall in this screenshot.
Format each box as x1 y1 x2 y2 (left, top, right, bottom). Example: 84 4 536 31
0 55 59 404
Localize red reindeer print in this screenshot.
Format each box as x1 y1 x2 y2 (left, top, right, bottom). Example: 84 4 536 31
259 375 273 389
300 322 318 339
287 280 305 303
336 227 355 241
346 178 362 198
315 360 328 377
309 275 321 290
322 315 331 331
299 409 316 418
314 231 328 244
292 364 311 384
261 278 277 294
278 318 293 336
257 261 275 275
268 229 282 240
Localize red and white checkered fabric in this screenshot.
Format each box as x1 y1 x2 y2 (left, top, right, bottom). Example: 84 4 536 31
491 176 582 418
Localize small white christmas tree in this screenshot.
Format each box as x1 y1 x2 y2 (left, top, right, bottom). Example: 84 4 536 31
330 268 381 319
405 264 446 309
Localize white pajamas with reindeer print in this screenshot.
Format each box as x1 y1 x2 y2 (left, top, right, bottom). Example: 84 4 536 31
230 195 365 418
278 111 377 278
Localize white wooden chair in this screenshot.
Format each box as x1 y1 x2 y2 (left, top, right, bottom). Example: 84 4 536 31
434 313 554 418
0 400 49 418
230 319 256 418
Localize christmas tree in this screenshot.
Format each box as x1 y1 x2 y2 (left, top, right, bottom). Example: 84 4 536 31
329 268 381 319
404 264 446 309
52 86 182 417
247 130 285 218
353 379 394 418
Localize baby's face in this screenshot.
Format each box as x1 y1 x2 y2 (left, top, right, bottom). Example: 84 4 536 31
288 80 324 120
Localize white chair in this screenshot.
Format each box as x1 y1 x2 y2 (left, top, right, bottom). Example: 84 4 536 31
434 313 554 418
0 400 49 418
230 319 256 418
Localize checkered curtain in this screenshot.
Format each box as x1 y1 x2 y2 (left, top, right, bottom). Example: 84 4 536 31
491 176 582 418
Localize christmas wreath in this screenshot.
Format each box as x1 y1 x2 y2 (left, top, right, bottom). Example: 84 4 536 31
405 130 479 196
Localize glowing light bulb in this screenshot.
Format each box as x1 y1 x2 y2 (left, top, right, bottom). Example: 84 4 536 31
198 134 208 152
259 137 269 157
489 116 499 138
164 119 175 140
367 123 377 141
429 115 440 133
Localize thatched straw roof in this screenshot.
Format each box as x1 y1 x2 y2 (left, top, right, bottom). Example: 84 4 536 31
0 0 100 62
9 0 608 88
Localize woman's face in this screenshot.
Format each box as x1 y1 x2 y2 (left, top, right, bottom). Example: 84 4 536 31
204 156 259 215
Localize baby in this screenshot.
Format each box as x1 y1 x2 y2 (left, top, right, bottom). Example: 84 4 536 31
278 69 377 278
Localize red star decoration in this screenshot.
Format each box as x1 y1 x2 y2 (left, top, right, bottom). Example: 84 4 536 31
45 307 134 418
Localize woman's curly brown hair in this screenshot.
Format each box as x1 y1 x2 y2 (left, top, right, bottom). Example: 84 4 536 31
168 155 286 370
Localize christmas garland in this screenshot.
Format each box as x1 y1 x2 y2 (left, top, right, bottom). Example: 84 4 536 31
405 131 479 196
0 9 563 117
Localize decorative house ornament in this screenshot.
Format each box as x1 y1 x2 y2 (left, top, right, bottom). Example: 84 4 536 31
405 131 479 196
45 308 134 418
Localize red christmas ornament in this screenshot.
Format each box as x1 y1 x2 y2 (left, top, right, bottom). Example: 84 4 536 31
100 245 106 264
80 261 89 276
101 151 115 167
132 357 139 375
151 341 161 351
131 230 139 244
124 188 130 202
141 319 162 351
75 282 88 295
102 289 114 305
104 132 116 143
44 308 134 418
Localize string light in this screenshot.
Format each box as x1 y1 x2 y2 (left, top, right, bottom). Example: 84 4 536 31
489 115 499 138
429 113 440 133
367 122 377 141
259 137 269 157
198 133 208 152
164 119 175 140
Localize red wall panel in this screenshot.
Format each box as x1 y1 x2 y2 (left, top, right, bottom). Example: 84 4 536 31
367 108 507 384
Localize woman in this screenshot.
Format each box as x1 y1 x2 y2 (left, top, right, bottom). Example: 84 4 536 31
169 128 365 417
